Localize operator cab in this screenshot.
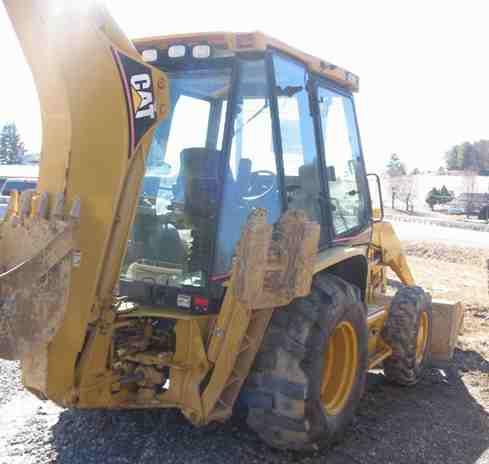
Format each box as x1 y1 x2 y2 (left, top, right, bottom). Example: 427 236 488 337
119 32 371 312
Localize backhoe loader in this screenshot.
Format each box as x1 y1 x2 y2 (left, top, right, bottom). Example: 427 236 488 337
0 0 458 450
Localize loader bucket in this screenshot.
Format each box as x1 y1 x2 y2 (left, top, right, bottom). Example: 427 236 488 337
0 191 79 392
430 300 465 365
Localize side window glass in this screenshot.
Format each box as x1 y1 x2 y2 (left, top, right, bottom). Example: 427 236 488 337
214 59 281 277
163 95 211 178
318 87 367 236
120 66 232 290
273 54 321 224
229 96 276 178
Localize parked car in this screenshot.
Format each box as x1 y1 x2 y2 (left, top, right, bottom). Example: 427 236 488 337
0 178 38 219
447 204 465 215
479 205 489 221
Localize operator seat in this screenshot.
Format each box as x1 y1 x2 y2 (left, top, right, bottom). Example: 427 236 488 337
175 147 221 224
131 210 186 266
175 147 226 273
297 163 321 222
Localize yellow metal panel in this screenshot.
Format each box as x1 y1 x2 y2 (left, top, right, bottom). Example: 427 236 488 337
120 306 213 321
155 319 210 419
366 305 392 368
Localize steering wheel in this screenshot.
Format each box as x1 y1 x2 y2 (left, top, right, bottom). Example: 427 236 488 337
242 170 276 201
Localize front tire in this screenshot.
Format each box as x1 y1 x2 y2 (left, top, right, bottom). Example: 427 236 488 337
382 286 432 386
242 273 368 450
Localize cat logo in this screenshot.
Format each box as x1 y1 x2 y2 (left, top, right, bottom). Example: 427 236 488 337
112 47 159 157
130 73 156 120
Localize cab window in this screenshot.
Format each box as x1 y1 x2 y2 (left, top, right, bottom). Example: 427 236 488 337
121 66 232 290
273 53 322 224
318 86 367 237
214 58 281 277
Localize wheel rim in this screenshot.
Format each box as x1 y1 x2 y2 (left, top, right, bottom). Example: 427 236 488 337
415 312 429 365
321 321 358 416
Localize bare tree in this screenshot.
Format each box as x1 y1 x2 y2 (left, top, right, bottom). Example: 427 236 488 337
462 170 478 216
397 175 418 212
385 176 399 209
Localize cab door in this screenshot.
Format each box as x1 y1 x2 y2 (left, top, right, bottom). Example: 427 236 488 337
314 82 371 244
270 52 329 245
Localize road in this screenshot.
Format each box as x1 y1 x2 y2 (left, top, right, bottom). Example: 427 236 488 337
392 220 489 248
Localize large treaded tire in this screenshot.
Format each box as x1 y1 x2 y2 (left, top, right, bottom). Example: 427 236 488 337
241 273 368 450
382 286 432 386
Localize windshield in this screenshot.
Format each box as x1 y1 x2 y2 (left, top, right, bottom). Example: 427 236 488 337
120 64 232 292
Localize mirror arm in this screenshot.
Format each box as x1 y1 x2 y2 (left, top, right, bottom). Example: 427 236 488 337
367 173 384 222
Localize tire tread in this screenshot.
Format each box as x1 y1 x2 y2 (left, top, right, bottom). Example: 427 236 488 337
242 273 366 450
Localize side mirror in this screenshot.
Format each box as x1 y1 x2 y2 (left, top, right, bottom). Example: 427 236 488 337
367 173 384 222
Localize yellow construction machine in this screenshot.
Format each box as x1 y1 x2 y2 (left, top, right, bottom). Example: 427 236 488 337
0 0 456 450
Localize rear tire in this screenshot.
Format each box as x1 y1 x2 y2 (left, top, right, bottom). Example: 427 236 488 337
382 286 432 386
241 273 368 450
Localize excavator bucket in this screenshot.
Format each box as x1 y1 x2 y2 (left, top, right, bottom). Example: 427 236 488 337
0 0 168 399
0 191 79 390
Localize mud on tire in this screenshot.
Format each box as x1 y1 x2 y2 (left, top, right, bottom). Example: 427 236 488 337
382 286 432 386
240 273 368 450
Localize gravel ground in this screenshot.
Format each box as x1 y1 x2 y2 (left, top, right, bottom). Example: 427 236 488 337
0 360 21 406
0 241 488 464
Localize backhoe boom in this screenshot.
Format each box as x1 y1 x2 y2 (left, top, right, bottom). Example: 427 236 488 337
0 0 168 402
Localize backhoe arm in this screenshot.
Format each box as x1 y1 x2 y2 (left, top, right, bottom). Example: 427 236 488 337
0 0 168 403
371 221 415 287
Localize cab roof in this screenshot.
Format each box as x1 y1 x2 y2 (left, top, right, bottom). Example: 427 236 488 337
133 31 359 92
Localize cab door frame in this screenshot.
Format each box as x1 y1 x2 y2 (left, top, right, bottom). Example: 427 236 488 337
308 74 373 247
265 50 331 247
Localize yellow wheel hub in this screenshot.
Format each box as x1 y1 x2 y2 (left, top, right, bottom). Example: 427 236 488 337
321 321 358 416
415 312 429 365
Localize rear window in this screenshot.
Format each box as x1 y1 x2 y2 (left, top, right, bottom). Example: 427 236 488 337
2 181 37 196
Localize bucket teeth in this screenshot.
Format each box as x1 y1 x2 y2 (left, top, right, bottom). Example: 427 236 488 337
19 189 35 219
6 191 19 220
4 190 80 224
35 192 49 219
52 192 65 220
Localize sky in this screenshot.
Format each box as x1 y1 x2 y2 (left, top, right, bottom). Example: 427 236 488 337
0 0 488 173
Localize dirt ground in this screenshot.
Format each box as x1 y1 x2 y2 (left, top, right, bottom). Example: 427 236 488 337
334 241 489 464
0 241 488 463
280 241 489 464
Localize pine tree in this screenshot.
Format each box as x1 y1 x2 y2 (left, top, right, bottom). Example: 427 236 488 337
386 153 407 177
425 187 439 211
439 185 453 204
0 122 26 165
